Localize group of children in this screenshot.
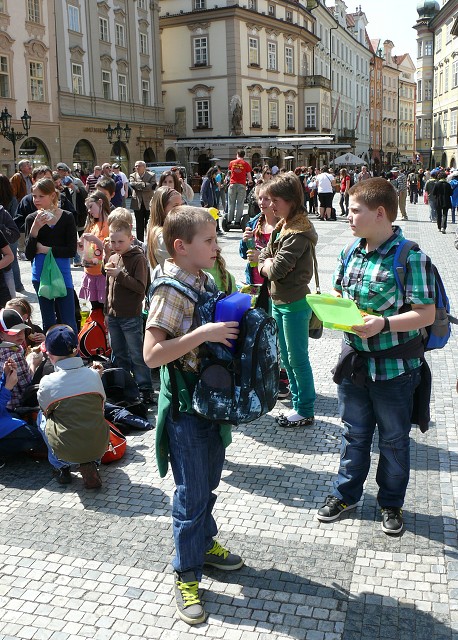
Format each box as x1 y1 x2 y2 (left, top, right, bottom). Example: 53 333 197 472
0 169 438 626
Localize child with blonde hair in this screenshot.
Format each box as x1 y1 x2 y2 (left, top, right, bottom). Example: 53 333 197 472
147 186 183 269
78 190 110 309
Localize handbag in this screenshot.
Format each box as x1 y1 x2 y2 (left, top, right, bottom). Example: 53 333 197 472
101 422 127 464
38 249 67 299
309 244 323 339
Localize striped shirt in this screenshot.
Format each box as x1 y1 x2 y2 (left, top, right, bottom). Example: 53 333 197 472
333 227 435 380
395 173 408 192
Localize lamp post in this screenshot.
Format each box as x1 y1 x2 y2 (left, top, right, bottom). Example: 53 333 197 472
105 122 131 145
368 147 373 174
379 148 384 171
313 145 318 169
0 107 32 171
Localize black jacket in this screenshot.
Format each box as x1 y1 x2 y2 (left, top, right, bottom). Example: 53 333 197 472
0 206 20 244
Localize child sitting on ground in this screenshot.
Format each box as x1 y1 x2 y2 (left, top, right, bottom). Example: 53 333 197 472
143 206 243 626
37 324 109 488
0 308 42 410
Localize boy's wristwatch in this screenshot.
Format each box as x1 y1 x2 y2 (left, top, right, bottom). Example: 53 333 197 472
381 317 391 333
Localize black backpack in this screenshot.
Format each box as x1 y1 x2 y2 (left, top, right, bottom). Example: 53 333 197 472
148 276 280 426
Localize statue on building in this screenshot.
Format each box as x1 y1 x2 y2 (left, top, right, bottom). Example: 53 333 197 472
230 95 243 135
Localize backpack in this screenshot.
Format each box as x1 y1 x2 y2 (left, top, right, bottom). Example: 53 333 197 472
343 238 458 350
148 276 280 425
78 308 112 359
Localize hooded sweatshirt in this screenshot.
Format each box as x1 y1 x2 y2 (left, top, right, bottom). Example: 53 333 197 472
258 211 318 305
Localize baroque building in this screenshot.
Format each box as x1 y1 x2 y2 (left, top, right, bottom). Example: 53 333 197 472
0 0 164 174
159 0 349 172
415 0 458 169
0 0 59 174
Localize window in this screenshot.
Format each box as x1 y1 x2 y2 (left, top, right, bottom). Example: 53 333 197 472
285 46 294 74
435 30 442 53
102 70 111 99
196 99 210 128
446 21 452 43
250 98 261 127
268 101 278 128
140 32 148 55
424 40 433 56
268 4 275 16
453 61 458 88
193 36 208 66
137 0 146 8
29 61 44 101
27 0 41 22
142 79 150 106
305 105 316 128
267 42 277 71
418 41 423 58
445 64 449 92
68 5 80 32
425 79 432 100
115 23 126 47
194 0 205 7
99 17 109 42
118 74 127 101
249 37 259 66
0 1 4 11
286 10 293 22
72 63 83 94
0 55 9 98
451 110 457 136
424 119 431 138
248 0 257 9
286 103 295 129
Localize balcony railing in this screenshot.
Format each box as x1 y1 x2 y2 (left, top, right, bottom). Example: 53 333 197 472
302 75 331 90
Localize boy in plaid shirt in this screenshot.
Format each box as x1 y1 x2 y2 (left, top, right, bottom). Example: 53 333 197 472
143 206 243 625
317 178 436 535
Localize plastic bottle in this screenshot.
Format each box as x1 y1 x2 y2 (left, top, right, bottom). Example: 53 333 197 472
80 299 90 328
246 235 258 268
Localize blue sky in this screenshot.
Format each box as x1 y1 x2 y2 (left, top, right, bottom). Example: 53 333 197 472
344 0 419 61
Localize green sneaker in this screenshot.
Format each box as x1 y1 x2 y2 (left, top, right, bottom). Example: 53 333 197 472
174 571 207 625
204 540 244 571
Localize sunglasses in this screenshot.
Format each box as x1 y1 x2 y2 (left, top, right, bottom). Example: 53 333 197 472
265 172 272 175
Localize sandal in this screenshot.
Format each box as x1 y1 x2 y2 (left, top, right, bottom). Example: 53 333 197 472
277 415 315 427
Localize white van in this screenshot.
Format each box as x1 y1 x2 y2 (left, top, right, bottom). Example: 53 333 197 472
145 163 187 180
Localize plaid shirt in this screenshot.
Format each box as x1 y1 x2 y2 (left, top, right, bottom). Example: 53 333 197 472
0 345 32 410
333 227 435 380
146 260 208 373
395 173 408 192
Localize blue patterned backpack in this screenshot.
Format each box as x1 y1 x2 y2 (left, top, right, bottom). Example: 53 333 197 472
148 276 280 425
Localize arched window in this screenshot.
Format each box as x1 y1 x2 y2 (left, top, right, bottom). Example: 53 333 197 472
165 148 177 162
19 137 50 167
73 139 96 174
143 147 156 163
111 141 129 175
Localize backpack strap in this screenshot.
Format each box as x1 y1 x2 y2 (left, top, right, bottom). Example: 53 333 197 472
342 239 361 273
148 276 200 304
392 239 419 294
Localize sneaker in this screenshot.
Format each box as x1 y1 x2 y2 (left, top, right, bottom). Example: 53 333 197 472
18 252 27 261
174 571 207 625
316 495 358 522
53 466 72 485
277 380 291 399
203 539 244 571
79 462 102 489
381 507 403 534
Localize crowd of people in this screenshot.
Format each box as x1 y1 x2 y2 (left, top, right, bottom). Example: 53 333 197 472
0 152 455 626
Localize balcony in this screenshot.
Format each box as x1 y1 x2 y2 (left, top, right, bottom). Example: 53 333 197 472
338 128 357 142
302 75 331 90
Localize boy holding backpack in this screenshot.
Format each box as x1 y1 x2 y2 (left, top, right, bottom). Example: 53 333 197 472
143 206 243 626
317 178 436 535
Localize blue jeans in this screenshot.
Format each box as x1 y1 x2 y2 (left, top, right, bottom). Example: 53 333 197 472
32 282 78 334
107 315 151 390
272 301 315 417
334 368 421 508
166 410 225 579
228 183 246 223
0 421 46 457
38 411 68 469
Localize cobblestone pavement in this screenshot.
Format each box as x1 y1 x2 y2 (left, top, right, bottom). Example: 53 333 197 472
1 198 458 640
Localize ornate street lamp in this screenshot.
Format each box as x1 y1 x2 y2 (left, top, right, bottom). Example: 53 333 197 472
0 107 32 171
368 147 373 173
105 121 131 144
